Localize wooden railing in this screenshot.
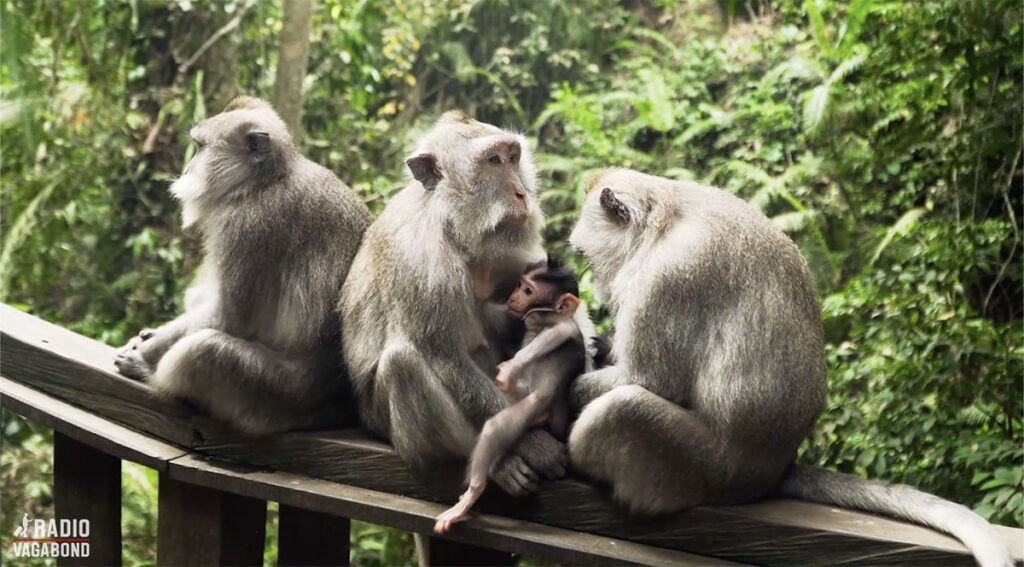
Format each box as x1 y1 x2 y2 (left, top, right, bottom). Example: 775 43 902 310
2 303 1021 566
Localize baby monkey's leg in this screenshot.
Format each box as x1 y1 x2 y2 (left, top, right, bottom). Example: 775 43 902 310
434 391 552 533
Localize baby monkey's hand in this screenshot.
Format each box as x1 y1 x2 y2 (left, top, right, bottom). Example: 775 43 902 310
495 360 522 394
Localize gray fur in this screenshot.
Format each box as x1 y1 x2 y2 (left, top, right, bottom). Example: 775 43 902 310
567 168 1010 567
339 111 568 496
115 96 371 435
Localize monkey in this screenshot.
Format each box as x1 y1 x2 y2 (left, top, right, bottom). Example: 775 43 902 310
565 167 1011 567
339 111 574 498
434 259 586 534
114 96 372 435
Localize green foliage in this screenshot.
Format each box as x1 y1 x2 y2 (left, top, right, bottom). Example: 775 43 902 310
1 410 54 567
1 5 1021 567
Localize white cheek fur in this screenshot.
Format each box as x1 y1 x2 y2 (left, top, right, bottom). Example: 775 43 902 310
169 161 206 229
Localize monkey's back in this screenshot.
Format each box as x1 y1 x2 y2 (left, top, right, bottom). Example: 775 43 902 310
624 180 826 466
207 158 370 354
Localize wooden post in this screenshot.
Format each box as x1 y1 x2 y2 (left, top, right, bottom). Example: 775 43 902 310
415 534 515 567
53 431 122 567
278 505 351 566
157 472 266 566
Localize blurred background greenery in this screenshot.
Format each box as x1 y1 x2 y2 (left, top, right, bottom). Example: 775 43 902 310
1 0 1021 565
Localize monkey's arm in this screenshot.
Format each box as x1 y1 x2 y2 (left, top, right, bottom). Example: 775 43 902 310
570 365 631 411
496 321 576 391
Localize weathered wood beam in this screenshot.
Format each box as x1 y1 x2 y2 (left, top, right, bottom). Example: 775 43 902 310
167 453 729 566
1 377 187 471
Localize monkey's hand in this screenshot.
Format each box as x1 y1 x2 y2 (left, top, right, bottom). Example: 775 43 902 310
491 454 539 496
114 336 153 381
514 429 567 481
495 360 522 393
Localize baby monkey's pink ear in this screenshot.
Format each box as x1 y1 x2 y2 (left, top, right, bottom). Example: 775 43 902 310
555 293 581 316
406 153 443 191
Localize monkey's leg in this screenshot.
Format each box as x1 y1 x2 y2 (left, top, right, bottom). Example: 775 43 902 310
136 313 195 365
568 384 719 514
151 329 327 434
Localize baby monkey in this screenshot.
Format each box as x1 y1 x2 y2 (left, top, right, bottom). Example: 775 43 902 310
434 259 586 534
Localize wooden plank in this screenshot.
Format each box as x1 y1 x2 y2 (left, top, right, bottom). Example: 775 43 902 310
199 430 1022 566
53 432 122 566
0 304 233 448
278 505 350 566
156 471 266 566
415 534 515 566
0 377 187 471
167 453 733 566
4 305 1023 566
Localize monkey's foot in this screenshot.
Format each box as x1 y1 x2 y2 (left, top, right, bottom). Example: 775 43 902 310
433 503 471 534
114 338 152 380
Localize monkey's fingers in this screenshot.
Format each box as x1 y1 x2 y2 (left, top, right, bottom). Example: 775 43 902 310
515 429 568 480
492 455 539 496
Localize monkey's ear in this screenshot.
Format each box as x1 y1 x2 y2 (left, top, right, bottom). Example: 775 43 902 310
555 293 581 316
599 187 631 225
406 153 443 191
246 131 271 160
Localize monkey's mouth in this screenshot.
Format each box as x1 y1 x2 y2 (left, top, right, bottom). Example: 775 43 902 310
499 214 527 229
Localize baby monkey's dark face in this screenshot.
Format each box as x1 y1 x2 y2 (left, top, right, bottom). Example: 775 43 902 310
506 268 580 320
506 272 549 318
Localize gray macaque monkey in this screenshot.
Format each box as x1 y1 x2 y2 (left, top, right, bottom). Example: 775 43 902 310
340 111 569 497
567 168 1010 567
434 259 585 534
115 96 372 435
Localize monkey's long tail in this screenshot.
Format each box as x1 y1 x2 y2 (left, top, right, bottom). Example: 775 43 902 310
778 464 1013 567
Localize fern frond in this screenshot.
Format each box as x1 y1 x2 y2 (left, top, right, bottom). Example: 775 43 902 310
803 84 831 135
829 51 869 84
868 207 927 267
772 210 813 233
725 159 773 187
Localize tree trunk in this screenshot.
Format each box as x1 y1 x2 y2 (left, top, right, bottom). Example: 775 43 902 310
274 0 314 144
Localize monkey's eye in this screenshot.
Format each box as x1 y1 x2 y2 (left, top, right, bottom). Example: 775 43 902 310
488 155 501 165
510 153 518 163
523 286 532 296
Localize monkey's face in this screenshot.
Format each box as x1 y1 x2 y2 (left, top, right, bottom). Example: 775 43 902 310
406 116 543 259
506 274 545 317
